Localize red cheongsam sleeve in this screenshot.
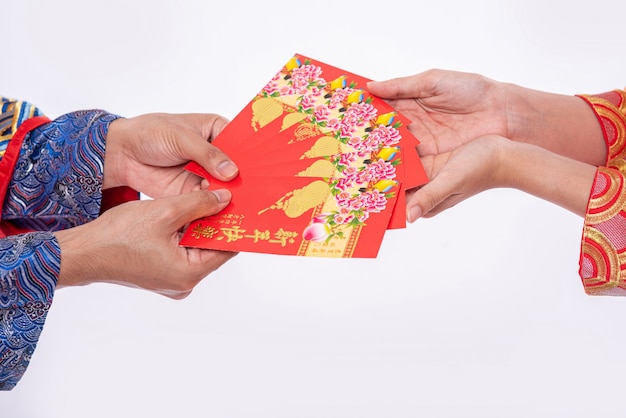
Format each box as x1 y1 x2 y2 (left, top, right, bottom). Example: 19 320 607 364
577 90 626 295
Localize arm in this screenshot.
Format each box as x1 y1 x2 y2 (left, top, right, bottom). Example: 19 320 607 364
2 108 133 232
406 135 608 296
2 108 241 233
406 135 596 222
408 87 626 296
54 189 235 299
0 232 60 390
0 187 236 390
370 72 626 295
505 83 607 166
367 70 607 166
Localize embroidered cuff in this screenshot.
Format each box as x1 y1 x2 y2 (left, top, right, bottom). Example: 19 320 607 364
3 110 121 230
0 231 60 390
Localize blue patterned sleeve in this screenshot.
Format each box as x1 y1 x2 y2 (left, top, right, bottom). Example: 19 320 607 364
0 231 59 390
2 110 121 231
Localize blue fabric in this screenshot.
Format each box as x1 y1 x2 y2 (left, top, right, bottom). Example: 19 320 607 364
0 232 59 390
0 108 119 390
4 110 120 230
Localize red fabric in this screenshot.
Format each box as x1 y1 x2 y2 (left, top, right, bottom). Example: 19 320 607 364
0 116 50 238
100 186 140 214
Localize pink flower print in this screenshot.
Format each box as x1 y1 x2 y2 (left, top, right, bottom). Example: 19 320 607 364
335 191 352 206
370 125 401 147
355 135 382 153
263 79 279 95
280 85 294 96
339 206 351 216
356 169 375 184
347 136 364 149
292 64 323 84
328 88 354 109
314 104 331 122
345 103 377 126
359 190 387 213
300 94 317 111
333 213 355 225
341 166 359 181
357 211 370 222
309 86 323 97
335 152 357 168
326 118 340 131
262 73 281 95
343 195 363 211
333 177 354 192
340 125 357 140
291 77 309 92
368 159 397 181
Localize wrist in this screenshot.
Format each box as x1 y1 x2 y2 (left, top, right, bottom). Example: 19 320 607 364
499 140 596 216
504 83 606 166
55 224 102 288
103 118 128 190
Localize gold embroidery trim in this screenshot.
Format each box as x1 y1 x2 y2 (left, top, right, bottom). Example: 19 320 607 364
586 167 625 225
580 91 626 161
581 227 621 292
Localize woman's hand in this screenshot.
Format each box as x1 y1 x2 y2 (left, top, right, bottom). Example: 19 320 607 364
368 69 605 165
368 70 511 156
407 135 597 222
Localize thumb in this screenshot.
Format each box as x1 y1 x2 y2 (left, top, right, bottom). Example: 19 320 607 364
406 177 457 222
177 114 239 182
367 72 434 99
165 189 232 229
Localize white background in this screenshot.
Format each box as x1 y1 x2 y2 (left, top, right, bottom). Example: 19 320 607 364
3 1 626 417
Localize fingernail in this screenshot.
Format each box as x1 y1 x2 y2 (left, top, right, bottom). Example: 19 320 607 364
408 206 422 223
217 160 238 178
211 189 231 203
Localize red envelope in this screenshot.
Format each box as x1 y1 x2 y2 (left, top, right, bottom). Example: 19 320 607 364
181 53 429 258
180 171 399 258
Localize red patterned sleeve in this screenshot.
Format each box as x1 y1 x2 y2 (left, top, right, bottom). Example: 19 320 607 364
577 90 626 295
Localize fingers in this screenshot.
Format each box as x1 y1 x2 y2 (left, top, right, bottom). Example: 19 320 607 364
367 70 438 99
405 175 460 222
178 114 239 182
162 189 232 230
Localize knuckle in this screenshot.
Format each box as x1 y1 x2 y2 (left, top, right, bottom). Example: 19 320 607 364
196 190 219 208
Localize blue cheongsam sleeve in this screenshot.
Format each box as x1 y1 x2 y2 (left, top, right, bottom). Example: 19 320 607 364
2 110 121 231
0 231 60 390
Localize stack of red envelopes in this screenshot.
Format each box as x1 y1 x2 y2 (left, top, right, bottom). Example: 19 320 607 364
180 53 428 258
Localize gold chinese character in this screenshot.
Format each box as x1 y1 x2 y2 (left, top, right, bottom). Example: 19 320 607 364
244 229 271 243
269 228 299 247
190 224 220 240
220 226 246 243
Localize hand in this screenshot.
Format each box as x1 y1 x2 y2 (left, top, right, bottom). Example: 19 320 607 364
55 189 236 299
103 113 239 198
368 70 510 156
407 135 596 222
407 135 506 221
368 69 605 165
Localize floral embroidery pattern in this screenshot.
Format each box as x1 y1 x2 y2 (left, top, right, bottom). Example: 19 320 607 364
260 56 403 243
